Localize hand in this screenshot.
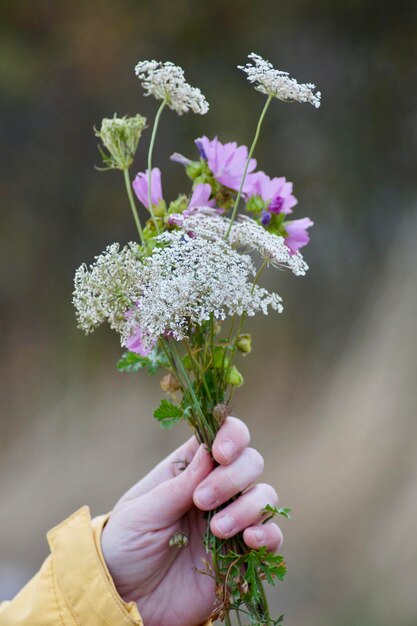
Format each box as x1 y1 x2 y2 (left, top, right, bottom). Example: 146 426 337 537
101 417 283 626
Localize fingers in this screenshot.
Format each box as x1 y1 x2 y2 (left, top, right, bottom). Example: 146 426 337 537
212 416 250 465
143 444 214 524
193 446 264 510
210 483 278 539
119 435 200 502
243 522 283 552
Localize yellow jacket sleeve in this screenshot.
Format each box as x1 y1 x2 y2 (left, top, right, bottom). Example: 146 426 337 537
0 506 143 626
0 506 212 626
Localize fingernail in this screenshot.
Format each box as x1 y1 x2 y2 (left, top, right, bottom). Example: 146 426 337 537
195 485 216 507
219 439 235 460
252 529 265 545
214 514 234 535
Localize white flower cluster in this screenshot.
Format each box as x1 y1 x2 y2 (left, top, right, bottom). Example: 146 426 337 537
73 243 142 335
182 215 309 276
125 231 282 348
135 60 209 115
238 53 321 108
72 231 283 350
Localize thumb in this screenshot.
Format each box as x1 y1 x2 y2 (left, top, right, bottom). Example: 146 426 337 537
144 444 213 525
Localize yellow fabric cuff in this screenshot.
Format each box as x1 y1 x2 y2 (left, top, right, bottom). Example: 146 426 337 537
47 506 143 626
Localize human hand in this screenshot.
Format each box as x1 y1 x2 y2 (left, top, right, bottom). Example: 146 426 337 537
101 417 283 626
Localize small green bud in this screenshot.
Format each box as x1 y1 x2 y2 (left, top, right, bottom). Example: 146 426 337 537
95 114 147 170
226 366 244 387
236 333 252 354
186 161 205 180
214 347 229 369
168 194 189 215
246 194 265 214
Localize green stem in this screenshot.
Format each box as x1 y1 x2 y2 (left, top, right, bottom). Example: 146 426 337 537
184 339 214 407
210 315 220 404
167 338 215 443
123 168 144 243
147 100 167 234
225 94 273 239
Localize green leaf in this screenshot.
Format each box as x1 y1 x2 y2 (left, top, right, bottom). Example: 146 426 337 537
117 348 169 375
261 504 292 521
153 399 184 429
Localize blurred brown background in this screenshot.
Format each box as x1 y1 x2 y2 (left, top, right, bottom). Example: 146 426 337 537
1 1 417 624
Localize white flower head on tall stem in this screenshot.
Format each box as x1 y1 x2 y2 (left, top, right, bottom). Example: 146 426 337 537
135 60 209 115
238 53 321 108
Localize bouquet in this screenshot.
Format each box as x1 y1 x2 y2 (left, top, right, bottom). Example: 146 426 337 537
73 53 320 625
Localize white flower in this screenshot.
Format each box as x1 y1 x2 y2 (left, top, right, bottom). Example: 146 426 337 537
72 230 284 351
238 53 321 108
72 243 143 334
135 60 209 115
124 231 282 349
181 214 309 276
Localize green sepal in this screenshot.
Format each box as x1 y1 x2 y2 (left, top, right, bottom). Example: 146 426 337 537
246 194 266 214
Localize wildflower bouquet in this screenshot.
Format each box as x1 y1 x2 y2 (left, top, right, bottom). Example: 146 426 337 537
73 54 320 625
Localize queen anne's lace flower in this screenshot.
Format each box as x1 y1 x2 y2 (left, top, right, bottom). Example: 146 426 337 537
238 53 321 108
72 243 142 335
181 215 309 276
72 230 284 351
135 60 209 115
124 231 282 349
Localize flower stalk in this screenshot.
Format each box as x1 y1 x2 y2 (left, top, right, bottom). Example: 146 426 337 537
226 94 273 238
147 100 167 234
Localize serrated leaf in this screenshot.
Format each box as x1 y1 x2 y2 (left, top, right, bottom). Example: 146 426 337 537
261 504 292 521
153 399 183 429
117 348 169 375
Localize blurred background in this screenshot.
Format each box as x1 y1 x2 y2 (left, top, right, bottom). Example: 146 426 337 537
1 0 417 624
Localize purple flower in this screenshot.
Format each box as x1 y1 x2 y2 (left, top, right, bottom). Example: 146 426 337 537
248 171 297 215
195 136 258 193
132 167 163 209
125 327 154 356
188 183 215 210
284 218 313 254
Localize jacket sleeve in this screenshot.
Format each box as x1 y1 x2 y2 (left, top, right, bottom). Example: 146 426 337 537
0 506 212 626
0 506 143 626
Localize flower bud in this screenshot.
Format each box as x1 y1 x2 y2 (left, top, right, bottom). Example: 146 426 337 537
213 403 229 425
95 114 147 170
160 372 180 395
226 366 244 387
214 347 229 369
245 194 265 214
236 333 252 354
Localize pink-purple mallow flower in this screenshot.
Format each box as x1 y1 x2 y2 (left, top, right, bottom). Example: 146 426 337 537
284 218 314 255
132 167 163 209
195 136 258 193
247 171 298 220
124 310 155 356
133 167 214 215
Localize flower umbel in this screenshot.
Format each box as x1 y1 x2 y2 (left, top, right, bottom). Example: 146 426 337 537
238 53 321 108
135 60 209 115
95 114 147 170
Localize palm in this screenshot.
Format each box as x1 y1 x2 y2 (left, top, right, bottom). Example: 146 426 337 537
135 508 215 626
